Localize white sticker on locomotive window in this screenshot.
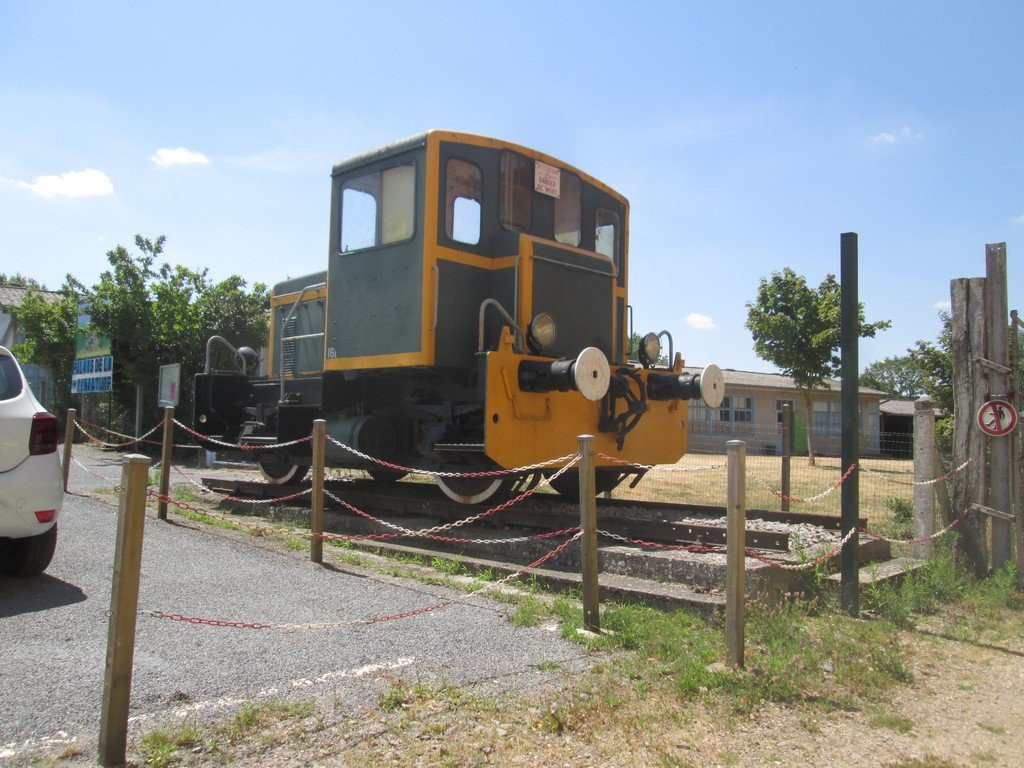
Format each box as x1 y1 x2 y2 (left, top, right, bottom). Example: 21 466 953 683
534 160 561 198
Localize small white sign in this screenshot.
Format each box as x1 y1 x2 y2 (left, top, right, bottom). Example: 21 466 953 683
534 160 561 198
158 363 181 407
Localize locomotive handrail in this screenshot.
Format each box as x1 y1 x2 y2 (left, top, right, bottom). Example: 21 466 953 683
204 336 249 374
279 280 327 398
531 253 618 279
478 298 524 353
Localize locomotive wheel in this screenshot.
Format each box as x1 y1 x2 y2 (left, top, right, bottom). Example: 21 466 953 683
436 475 510 505
368 469 409 483
546 468 625 500
258 461 309 485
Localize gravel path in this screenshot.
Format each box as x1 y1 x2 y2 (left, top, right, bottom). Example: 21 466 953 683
0 450 590 761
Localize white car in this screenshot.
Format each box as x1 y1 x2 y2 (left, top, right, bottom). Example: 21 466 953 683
0 346 63 576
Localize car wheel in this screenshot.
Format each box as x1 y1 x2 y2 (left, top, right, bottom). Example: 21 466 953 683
1 524 58 576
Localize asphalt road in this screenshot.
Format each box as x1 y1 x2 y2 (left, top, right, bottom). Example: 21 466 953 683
0 449 589 761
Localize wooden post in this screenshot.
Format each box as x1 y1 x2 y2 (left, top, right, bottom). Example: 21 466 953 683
726 440 746 668
157 407 174 521
98 454 150 767
577 434 600 633
310 419 326 564
62 408 76 492
913 397 936 559
1010 309 1023 587
986 244 1012 568
780 402 792 512
951 277 990 576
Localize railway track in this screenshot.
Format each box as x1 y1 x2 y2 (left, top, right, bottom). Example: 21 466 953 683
199 475 866 553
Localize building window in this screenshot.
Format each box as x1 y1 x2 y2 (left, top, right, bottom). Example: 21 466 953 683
445 158 481 245
813 399 841 435
689 395 753 434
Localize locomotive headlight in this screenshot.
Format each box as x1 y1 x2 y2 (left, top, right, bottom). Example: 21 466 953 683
638 332 661 366
528 312 558 351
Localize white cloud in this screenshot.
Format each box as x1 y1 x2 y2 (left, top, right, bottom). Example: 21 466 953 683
1012 212 1024 224
685 313 716 330
871 126 923 144
151 147 211 167
934 300 951 310
4 168 115 198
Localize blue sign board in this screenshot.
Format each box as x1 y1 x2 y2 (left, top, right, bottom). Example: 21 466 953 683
71 355 114 394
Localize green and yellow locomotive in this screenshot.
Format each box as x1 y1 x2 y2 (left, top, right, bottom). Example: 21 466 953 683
194 131 722 503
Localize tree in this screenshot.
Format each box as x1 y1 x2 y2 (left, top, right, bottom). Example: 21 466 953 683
10 279 80 416
859 354 926 399
745 268 890 464
0 273 46 290
86 235 269 430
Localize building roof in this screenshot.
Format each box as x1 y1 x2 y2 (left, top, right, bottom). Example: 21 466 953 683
0 285 63 310
681 366 888 398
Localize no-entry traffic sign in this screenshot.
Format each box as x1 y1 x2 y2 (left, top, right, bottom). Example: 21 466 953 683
976 399 1018 437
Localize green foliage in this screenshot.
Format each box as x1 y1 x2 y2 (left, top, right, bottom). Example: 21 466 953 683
9 279 80 415
885 496 914 524
860 354 926 398
84 235 269 429
0 273 46 289
907 311 953 417
745 268 889 461
509 596 548 627
865 541 971 626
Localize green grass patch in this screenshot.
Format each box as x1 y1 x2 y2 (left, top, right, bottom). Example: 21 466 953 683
509 596 549 627
140 722 201 767
869 710 914 733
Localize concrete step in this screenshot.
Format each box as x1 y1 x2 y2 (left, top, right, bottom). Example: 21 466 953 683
825 556 927 587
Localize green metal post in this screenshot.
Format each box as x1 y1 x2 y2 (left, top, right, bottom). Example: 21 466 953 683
840 232 860 615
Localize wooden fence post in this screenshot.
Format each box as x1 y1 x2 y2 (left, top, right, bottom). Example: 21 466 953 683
951 277 990 576
1011 309 1023 588
726 439 746 668
780 402 792 512
986 244 1012 568
62 408 76 492
577 435 600 633
310 419 326 564
98 454 150 767
157 407 174 521
913 397 936 559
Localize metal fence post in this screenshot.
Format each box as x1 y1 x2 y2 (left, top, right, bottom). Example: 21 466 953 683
913 397 936 559
99 454 151 767
62 408 76 492
780 403 792 512
157 407 174 520
577 435 600 632
726 440 746 668
310 419 326 564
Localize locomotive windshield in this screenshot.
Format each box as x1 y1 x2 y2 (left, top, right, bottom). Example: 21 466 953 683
339 163 416 252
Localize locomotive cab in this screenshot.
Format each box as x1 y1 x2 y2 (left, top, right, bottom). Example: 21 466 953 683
194 131 723 502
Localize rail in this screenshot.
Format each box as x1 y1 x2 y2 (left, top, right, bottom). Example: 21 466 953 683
278 280 327 400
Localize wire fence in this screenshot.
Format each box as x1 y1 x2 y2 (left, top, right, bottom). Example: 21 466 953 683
602 426 920 524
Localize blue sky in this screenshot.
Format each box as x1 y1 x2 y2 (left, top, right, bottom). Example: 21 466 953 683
1 1 1021 373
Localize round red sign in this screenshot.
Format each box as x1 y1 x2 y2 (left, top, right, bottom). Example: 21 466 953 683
976 399 1019 437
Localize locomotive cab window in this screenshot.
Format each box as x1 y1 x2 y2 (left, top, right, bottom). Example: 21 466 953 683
340 163 415 252
595 208 619 263
445 158 482 245
499 152 532 231
554 172 582 247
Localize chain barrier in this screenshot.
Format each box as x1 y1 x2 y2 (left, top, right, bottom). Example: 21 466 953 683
595 451 727 473
859 458 972 487
172 418 313 451
326 433 579 479
745 462 858 504
70 455 121 483
74 420 163 450
138 531 582 631
322 457 579 537
858 513 966 546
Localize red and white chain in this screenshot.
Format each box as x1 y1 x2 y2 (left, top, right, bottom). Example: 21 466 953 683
322 458 579 537
70 455 121 483
859 513 966 545
859 458 972 487
746 462 857 504
138 531 582 631
325 433 578 478
595 451 727 472
74 420 163 449
172 421 311 450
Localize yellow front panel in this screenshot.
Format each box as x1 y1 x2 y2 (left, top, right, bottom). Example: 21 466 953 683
483 338 687 469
